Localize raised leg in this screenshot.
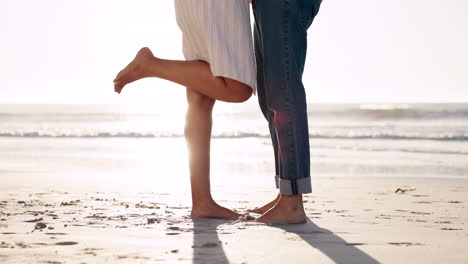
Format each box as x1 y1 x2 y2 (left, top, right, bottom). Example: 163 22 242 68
114 48 252 103
185 89 240 219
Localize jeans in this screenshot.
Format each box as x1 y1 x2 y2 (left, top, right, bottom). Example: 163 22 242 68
252 0 321 195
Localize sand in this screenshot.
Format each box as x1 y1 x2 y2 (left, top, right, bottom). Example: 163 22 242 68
0 177 467 264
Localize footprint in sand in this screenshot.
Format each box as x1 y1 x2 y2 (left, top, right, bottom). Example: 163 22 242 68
45 233 68 236
30 242 49 246
409 211 431 215
201 243 219 248
24 218 44 223
441 228 463 231
82 247 103 256
345 242 367 246
192 242 219 248
35 222 47 230
15 242 30 248
388 242 423 246
55 241 79 246
83 247 103 252
1 242 14 248
435 221 452 224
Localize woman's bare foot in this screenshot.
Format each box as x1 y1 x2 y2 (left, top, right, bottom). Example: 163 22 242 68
191 200 241 219
247 194 280 214
256 195 307 224
113 47 156 93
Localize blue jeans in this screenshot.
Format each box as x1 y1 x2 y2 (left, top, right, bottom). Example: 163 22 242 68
253 0 321 195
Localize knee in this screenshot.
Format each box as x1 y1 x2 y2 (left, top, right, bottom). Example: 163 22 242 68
231 85 253 103
225 79 253 103
186 89 215 112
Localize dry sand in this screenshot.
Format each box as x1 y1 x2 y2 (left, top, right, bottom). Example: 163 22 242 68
0 177 467 263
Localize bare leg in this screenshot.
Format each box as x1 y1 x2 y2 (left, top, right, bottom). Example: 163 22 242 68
256 195 307 224
185 89 240 219
114 48 252 103
248 194 280 214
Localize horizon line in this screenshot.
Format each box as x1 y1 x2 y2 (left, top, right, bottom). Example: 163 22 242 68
0 101 467 105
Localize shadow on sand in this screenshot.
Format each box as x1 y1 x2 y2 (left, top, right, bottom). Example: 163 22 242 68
192 217 379 264
192 218 230 264
273 217 380 264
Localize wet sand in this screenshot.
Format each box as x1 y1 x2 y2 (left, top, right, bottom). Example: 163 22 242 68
0 177 467 263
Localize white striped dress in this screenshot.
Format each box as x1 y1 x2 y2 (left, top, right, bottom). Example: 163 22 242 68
174 0 257 92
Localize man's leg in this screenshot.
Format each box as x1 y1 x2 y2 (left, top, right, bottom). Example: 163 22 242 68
253 0 321 224
247 21 281 214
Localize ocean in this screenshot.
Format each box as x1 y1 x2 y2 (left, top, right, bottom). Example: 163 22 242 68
1 103 467 192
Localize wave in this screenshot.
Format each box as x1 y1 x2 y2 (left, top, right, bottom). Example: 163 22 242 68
299 103 468 120
323 108 468 120
312 134 468 141
1 131 467 141
358 104 410 111
3 104 468 121
311 144 468 156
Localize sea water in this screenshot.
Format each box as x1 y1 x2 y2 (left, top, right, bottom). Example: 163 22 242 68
1 103 467 192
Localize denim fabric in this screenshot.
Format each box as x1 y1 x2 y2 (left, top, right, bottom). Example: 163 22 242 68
253 0 321 195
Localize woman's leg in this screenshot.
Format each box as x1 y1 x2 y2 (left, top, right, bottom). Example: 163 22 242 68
185 88 240 219
114 48 252 103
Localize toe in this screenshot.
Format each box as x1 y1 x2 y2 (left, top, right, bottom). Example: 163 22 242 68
114 69 126 82
114 75 122 83
114 83 124 93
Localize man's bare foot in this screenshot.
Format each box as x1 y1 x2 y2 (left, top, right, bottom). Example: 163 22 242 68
191 200 241 219
113 47 156 94
247 194 280 214
256 195 307 224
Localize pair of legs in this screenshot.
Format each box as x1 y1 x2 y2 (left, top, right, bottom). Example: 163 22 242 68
114 48 252 219
114 47 310 223
114 48 307 223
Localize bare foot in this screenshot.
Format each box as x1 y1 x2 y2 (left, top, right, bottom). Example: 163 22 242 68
248 194 280 214
191 201 241 219
113 47 156 94
256 195 307 224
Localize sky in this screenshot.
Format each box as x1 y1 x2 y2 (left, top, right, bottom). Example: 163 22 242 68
1 0 467 105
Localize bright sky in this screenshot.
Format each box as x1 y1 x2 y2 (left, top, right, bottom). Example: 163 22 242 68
1 0 467 105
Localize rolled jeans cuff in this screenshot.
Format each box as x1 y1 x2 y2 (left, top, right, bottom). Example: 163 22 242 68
278 177 312 195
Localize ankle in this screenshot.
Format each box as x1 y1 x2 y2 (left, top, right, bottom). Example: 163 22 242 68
192 197 216 209
278 195 304 211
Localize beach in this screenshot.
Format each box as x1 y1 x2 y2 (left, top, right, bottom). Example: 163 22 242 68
1 103 467 263
2 0 468 261
1 177 467 263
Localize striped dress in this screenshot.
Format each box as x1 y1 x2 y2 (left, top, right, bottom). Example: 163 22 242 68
174 0 257 92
